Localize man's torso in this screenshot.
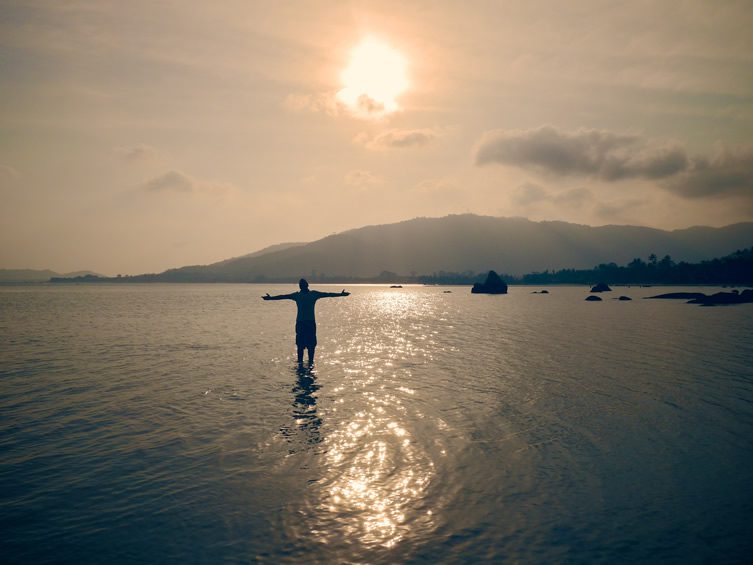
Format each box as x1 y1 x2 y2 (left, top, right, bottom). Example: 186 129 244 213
293 290 321 321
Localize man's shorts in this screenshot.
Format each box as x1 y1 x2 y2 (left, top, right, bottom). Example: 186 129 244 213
295 320 317 348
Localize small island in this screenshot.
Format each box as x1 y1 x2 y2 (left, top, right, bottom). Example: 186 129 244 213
647 289 753 306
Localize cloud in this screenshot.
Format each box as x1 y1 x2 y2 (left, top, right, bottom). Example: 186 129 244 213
513 182 548 205
115 144 159 163
285 92 391 120
0 163 20 179
143 170 193 192
475 125 687 180
355 128 439 150
664 147 753 199
513 182 593 208
475 125 753 201
553 187 593 207
284 92 343 117
140 170 233 196
413 178 459 195
350 94 386 118
596 198 646 221
344 169 382 188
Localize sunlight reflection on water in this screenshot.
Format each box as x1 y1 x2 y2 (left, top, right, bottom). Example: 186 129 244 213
319 402 435 548
308 289 445 550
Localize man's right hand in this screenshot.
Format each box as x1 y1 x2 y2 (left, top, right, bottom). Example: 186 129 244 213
262 293 271 300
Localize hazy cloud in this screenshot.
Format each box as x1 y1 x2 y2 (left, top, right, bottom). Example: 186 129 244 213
284 91 391 120
596 198 646 221
0 164 20 179
553 187 593 207
284 92 343 117
475 125 686 180
413 178 459 195
141 170 233 196
513 182 593 208
143 171 193 193
513 182 548 205
355 128 439 150
115 144 159 163
664 148 753 199
344 169 382 188
351 94 386 118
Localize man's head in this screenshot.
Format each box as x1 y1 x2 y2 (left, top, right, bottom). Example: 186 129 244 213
299 278 309 291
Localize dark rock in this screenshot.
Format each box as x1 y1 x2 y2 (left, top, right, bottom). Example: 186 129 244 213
471 270 508 294
540 289 549 294
645 289 752 305
585 295 602 301
389 285 403 288
590 282 612 292
443 290 452 293
688 289 753 306
645 292 707 300
616 296 632 301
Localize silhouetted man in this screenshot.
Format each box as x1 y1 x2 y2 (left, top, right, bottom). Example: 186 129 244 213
262 279 350 364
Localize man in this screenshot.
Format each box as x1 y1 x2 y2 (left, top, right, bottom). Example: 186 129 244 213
262 279 350 364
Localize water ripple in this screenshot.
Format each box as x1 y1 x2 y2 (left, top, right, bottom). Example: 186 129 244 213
1 284 752 562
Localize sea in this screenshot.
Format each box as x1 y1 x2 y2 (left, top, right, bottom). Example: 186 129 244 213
1 283 752 563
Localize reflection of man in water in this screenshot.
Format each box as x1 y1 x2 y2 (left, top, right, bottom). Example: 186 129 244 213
262 278 350 364
279 365 323 449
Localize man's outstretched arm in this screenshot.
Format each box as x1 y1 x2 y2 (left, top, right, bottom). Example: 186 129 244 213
262 292 296 301
317 289 350 298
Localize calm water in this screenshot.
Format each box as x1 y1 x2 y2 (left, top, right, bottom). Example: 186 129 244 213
1 284 752 563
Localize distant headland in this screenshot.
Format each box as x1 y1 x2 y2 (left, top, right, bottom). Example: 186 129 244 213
12 215 753 285
0 269 100 284
48 247 753 286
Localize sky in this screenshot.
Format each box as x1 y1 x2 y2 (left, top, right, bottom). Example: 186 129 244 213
1 0 752 275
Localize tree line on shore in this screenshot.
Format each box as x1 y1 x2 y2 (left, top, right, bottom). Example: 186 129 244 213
515 247 753 286
51 247 753 285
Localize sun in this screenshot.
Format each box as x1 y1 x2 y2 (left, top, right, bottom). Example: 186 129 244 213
337 37 409 119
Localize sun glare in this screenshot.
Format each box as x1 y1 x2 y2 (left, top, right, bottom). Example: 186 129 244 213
337 37 409 119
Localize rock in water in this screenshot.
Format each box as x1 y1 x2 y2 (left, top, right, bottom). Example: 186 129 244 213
646 289 752 305
471 270 508 294
590 282 612 292
585 295 602 301
688 289 753 306
617 296 632 301
645 292 706 300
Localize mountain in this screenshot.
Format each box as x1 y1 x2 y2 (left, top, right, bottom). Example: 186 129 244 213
0 269 100 283
212 242 306 265
143 215 753 282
